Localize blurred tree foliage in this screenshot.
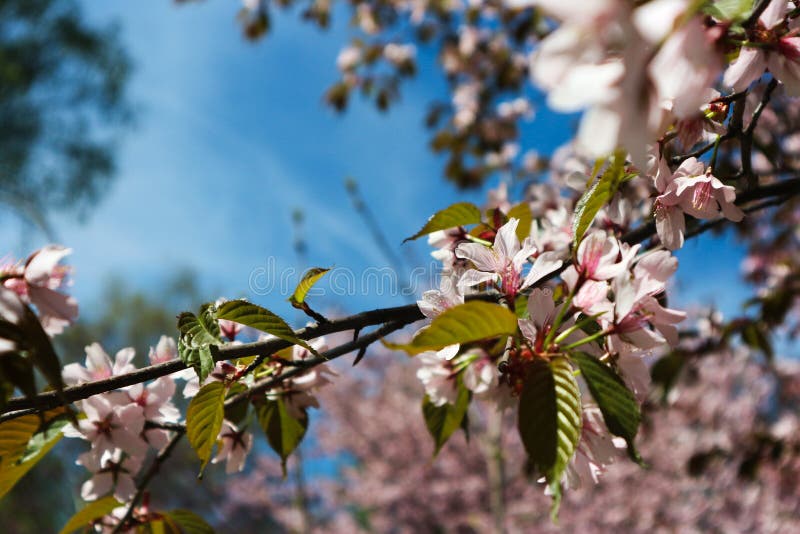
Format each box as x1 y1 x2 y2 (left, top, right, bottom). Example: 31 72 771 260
0 0 131 232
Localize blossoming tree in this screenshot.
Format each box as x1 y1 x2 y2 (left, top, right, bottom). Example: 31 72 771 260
3 0 800 531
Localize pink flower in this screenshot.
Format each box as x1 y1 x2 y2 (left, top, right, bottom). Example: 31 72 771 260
266 338 336 420
1 245 78 335
417 274 463 319
455 218 562 298
127 376 180 450
647 16 723 119
562 406 622 490
461 349 499 397
668 173 745 222
63 394 148 458
416 344 461 407
62 343 136 386
723 0 800 95
605 272 685 352
77 448 143 502
572 231 639 281
148 335 177 365
212 420 254 474
0 287 28 352
653 157 744 250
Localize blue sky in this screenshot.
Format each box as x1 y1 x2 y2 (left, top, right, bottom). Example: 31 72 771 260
2 1 750 325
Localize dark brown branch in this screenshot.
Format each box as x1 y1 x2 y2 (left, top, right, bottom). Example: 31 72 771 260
619 176 800 246
5 177 800 422
1 304 424 416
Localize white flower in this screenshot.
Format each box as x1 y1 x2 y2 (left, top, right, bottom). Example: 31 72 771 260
63 394 148 458
416 344 460 407
62 343 136 386
77 448 143 502
212 420 254 474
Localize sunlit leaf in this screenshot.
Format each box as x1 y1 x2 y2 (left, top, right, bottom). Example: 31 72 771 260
289 267 330 306
177 303 221 382
507 202 533 243
704 0 754 22
0 414 39 462
403 202 481 242
384 301 518 356
572 150 626 247
59 496 122 534
0 417 64 498
162 509 216 534
215 300 317 356
186 382 226 476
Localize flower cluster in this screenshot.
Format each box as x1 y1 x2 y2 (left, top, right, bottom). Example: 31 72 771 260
414 181 686 494
62 339 182 503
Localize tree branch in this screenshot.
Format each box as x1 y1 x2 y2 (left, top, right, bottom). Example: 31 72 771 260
4 177 800 423
1 304 424 416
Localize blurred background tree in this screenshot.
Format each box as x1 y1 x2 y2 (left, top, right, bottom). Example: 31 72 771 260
0 0 131 234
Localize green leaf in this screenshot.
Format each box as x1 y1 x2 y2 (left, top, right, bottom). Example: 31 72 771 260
514 294 529 319
741 321 773 360
570 351 641 462
518 357 581 519
422 380 471 455
0 414 39 462
384 301 518 355
0 417 64 499
19 417 69 463
289 267 330 306
704 0 754 21
0 353 37 403
255 399 308 476
223 383 249 426
650 351 686 402
215 300 318 356
403 202 481 242
59 496 122 534
507 202 533 243
0 301 66 396
162 509 215 534
186 381 226 476
572 150 626 247
178 303 221 382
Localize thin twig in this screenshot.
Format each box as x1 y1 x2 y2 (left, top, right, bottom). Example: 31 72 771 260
111 430 185 533
223 320 409 410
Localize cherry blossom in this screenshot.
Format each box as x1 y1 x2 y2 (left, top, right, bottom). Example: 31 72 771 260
77 448 143 502
62 343 137 386
212 420 254 474
416 344 461 406
723 0 800 94
127 377 180 450
455 218 562 298
148 335 177 365
0 245 78 335
63 394 148 458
